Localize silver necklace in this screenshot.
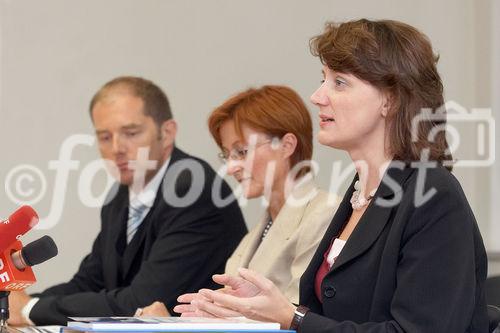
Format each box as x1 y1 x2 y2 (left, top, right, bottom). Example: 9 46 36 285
260 219 273 241
350 180 377 210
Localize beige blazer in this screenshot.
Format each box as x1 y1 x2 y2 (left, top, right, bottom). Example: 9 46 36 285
225 176 338 304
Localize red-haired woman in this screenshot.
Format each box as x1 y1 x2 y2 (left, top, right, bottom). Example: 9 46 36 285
139 85 338 316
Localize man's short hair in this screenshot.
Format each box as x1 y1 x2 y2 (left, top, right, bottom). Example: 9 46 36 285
89 76 173 127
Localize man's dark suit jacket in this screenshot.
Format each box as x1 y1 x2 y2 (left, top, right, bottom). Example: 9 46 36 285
298 164 488 333
30 148 247 325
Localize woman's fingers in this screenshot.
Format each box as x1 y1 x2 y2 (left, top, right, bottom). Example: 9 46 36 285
180 308 217 318
175 289 242 318
213 274 245 289
177 292 205 303
173 303 197 314
237 268 274 292
192 297 243 318
198 289 247 314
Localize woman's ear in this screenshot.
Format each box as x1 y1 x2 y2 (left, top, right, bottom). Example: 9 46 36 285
159 119 177 148
380 92 392 118
280 133 298 159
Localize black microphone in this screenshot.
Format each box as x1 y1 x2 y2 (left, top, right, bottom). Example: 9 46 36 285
10 236 58 270
0 236 58 327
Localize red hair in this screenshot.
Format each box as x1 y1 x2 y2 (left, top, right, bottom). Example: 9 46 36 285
208 85 313 177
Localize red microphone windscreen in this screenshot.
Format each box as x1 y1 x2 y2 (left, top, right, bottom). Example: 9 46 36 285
0 240 36 291
0 206 39 253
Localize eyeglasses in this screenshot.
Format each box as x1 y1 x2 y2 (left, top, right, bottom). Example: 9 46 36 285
218 140 272 164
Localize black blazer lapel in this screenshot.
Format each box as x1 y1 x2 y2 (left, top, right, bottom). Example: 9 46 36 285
121 216 148 280
300 164 416 307
120 148 187 279
121 183 164 280
104 186 129 288
328 165 415 274
327 195 392 274
299 177 356 307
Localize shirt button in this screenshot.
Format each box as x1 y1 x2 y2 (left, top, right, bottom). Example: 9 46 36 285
324 286 336 298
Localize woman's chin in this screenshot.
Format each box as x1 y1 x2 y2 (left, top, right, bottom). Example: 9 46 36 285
317 133 347 150
242 188 261 199
317 130 331 142
240 184 263 200
317 135 335 148
243 193 258 200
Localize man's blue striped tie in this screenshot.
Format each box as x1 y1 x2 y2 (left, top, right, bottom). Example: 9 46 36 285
127 201 148 244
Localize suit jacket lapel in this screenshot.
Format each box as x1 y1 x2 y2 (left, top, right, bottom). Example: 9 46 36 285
247 176 323 272
299 177 356 306
328 164 414 274
250 178 318 271
274 177 318 240
120 148 185 279
327 196 391 273
240 214 270 269
121 210 149 279
105 186 128 288
300 164 415 305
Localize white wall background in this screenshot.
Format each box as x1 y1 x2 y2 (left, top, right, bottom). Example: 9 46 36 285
0 0 498 292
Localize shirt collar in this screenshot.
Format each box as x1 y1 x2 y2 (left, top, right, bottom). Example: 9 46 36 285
129 157 171 208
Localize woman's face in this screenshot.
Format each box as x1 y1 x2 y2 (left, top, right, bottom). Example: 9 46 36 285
310 66 388 152
218 120 288 199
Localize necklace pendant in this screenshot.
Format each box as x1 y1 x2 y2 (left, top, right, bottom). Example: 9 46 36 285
350 181 374 210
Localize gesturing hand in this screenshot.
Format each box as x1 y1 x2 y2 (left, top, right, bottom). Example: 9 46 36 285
196 268 296 329
174 289 244 317
212 271 261 297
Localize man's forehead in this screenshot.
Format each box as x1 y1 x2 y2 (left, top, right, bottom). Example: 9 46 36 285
96 89 142 106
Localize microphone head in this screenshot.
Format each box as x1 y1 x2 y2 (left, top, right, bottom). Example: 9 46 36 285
9 206 39 228
21 235 58 267
0 205 39 253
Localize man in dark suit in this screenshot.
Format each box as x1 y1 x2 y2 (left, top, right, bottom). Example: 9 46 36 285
8 76 247 326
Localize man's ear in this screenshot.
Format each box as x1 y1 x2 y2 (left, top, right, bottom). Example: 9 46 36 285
159 119 177 148
280 133 298 160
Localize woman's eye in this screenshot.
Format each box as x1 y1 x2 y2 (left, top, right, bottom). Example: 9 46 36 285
320 79 325 84
236 149 247 159
335 79 346 87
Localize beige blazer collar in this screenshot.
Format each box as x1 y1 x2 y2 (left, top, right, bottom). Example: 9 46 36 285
242 174 319 268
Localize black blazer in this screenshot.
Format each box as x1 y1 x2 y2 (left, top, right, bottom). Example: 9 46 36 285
299 164 488 332
30 147 247 325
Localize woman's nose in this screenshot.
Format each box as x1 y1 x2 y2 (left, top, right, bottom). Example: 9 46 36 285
310 84 329 106
226 158 244 176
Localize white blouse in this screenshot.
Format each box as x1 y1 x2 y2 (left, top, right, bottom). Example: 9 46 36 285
326 238 346 268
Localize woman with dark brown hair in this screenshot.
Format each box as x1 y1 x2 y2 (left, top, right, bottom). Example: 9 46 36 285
181 19 488 332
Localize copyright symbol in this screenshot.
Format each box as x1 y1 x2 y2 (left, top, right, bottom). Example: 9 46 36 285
5 164 47 205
